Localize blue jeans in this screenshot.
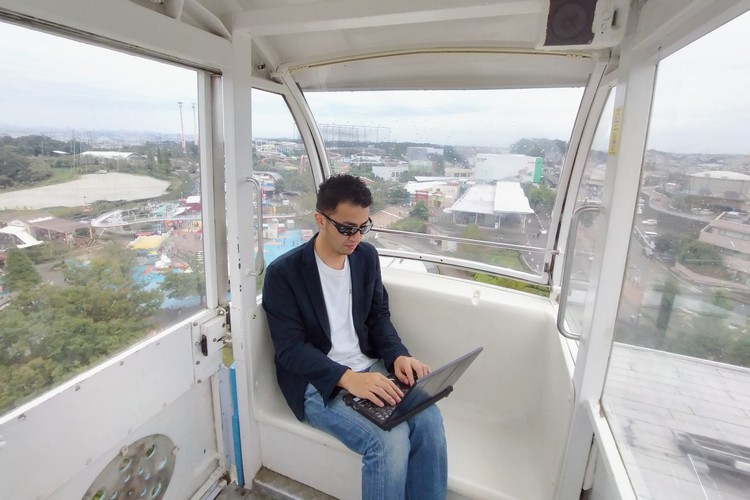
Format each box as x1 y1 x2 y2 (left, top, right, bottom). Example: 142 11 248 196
303 360 448 500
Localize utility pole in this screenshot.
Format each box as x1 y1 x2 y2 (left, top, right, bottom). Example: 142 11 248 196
192 102 199 147
178 101 186 154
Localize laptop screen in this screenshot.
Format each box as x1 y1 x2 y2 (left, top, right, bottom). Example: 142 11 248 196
389 346 482 420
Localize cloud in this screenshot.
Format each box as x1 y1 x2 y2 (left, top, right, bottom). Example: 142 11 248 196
0 21 197 134
2 10 750 154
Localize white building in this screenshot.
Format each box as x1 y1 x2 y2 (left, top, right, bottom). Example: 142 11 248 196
372 164 409 181
474 154 541 182
444 182 534 227
80 151 144 160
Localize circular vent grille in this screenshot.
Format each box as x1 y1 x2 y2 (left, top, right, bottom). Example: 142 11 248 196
83 434 176 500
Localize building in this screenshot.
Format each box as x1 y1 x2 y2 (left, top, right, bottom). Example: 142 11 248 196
0 213 92 246
474 154 542 182
372 164 409 181
80 151 145 160
686 171 750 211
406 146 443 171
698 211 750 285
444 182 534 227
0 225 42 251
444 167 473 178
404 180 461 208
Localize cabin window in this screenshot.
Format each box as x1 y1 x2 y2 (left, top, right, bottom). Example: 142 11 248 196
602 12 750 498
251 88 316 292
305 88 583 289
0 22 204 415
561 89 615 334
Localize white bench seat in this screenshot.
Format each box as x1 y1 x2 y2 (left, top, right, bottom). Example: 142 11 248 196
248 268 574 499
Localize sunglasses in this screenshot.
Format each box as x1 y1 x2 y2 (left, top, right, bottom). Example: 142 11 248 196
317 210 373 236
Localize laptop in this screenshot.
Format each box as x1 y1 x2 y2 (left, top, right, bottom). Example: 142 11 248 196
342 346 483 431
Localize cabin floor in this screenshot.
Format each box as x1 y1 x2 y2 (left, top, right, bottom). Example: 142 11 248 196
216 468 336 500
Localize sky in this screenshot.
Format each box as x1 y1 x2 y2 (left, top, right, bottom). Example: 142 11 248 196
1 10 749 154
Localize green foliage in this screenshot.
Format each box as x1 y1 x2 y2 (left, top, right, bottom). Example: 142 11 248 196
160 253 206 304
656 276 679 338
3 250 42 291
676 239 722 266
410 201 430 220
713 290 733 310
462 223 482 240
282 170 315 195
349 164 375 180
388 185 408 204
651 234 679 255
472 273 549 297
443 146 467 167
21 241 71 265
525 184 556 210
0 134 70 156
390 216 427 233
398 170 414 183
167 171 193 199
0 146 32 187
0 244 161 412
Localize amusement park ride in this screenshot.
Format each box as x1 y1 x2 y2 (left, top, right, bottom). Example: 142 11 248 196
1 1 750 499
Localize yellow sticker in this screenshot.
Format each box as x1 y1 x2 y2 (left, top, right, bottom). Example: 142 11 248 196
608 106 623 155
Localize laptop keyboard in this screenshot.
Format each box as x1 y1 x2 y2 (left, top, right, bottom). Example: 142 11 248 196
353 376 413 422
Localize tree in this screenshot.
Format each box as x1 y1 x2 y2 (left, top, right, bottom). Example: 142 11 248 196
0 245 162 413
386 185 408 204
0 145 32 186
160 253 206 305
410 201 430 220
655 276 679 346
349 164 375 180
3 249 42 291
676 239 722 267
525 184 556 210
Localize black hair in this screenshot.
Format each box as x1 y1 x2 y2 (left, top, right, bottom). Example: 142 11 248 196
316 174 373 213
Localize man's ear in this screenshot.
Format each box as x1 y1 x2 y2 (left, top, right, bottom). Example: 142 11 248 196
314 212 325 230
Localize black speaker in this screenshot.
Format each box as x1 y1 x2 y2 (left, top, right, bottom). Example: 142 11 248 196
544 0 597 46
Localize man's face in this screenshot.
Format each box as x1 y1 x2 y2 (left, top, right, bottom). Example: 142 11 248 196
315 202 371 257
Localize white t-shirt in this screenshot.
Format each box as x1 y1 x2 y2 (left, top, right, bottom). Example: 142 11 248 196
315 253 377 372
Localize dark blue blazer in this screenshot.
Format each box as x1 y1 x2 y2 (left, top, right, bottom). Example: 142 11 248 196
262 235 410 421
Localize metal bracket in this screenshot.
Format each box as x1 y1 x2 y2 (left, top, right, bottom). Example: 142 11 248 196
191 311 229 384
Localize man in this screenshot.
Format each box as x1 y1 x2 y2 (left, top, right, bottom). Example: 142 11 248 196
262 174 447 499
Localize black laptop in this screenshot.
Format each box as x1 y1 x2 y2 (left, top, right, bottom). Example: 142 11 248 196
342 347 483 431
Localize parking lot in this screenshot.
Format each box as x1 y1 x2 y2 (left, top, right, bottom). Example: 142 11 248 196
0 173 170 210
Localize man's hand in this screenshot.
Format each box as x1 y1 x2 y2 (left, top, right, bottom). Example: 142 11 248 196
394 355 431 387
338 370 404 407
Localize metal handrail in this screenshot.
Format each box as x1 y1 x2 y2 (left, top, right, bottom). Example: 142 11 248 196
247 177 265 276
376 248 551 286
556 203 602 340
373 226 557 255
